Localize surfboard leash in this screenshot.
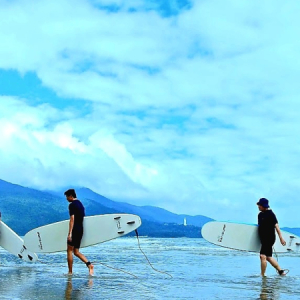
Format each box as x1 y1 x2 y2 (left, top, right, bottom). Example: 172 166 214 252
134 229 173 279
272 247 290 275
273 246 279 262
91 261 139 279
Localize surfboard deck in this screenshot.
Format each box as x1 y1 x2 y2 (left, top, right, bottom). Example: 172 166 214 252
24 214 142 253
0 220 38 262
201 221 300 253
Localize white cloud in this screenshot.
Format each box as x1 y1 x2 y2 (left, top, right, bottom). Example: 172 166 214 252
1 0 300 226
90 130 158 183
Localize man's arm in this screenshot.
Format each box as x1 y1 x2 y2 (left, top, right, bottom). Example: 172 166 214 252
275 223 286 246
68 215 74 241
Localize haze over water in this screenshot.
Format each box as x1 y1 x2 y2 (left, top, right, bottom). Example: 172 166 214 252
1 238 299 299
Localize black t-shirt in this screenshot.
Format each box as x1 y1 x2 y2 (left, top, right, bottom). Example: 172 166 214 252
69 199 85 230
258 209 278 242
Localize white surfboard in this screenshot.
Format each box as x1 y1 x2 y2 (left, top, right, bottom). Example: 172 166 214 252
24 214 142 253
0 219 38 262
201 221 300 253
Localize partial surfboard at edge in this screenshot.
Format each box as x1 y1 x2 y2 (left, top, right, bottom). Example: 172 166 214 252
0 220 38 262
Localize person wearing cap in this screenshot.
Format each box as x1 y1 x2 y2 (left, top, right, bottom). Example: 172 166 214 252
257 198 286 276
64 188 94 276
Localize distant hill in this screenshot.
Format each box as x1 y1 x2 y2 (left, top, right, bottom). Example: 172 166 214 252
0 179 212 237
74 187 213 227
0 179 67 234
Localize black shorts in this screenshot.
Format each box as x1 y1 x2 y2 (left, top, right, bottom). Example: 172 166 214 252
68 228 83 249
260 243 274 257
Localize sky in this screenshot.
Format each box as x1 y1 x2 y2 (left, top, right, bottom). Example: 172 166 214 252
1 0 300 226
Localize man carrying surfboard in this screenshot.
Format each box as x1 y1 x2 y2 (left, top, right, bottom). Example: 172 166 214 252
257 198 286 276
64 189 94 276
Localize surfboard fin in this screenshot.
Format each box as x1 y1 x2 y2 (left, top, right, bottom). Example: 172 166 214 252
127 221 135 225
118 231 125 234
28 255 33 261
18 254 23 259
114 216 121 220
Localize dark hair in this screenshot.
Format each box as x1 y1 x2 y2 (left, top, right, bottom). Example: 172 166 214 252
64 189 77 198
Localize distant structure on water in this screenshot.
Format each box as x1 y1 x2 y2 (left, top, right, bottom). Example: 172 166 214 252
183 218 187 226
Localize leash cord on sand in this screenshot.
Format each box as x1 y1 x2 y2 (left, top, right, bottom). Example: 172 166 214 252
94 230 173 279
134 230 173 279
37 258 139 278
91 261 139 279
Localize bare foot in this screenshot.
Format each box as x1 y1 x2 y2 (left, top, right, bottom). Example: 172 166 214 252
88 264 94 276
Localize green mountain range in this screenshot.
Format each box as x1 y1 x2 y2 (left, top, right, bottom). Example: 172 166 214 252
0 179 212 237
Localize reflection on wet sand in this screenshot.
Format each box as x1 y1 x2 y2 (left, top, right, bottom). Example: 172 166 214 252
0 266 37 298
260 277 281 300
65 276 94 300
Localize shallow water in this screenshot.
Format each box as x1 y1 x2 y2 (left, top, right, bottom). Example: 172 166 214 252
1 238 300 299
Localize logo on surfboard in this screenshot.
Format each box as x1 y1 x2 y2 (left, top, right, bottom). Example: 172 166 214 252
37 232 43 250
218 224 226 243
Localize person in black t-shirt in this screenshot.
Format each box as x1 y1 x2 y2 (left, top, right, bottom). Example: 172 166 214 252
64 189 94 276
257 198 286 276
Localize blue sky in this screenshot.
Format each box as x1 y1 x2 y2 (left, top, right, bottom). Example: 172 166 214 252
1 0 300 226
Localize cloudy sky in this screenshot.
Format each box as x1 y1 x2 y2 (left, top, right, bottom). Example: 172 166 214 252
1 0 300 226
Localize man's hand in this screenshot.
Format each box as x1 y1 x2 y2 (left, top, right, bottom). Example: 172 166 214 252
67 234 72 242
275 224 286 246
280 237 286 246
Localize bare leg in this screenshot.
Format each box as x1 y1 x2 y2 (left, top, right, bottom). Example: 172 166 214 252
73 248 94 275
260 254 267 276
67 245 74 275
266 257 283 274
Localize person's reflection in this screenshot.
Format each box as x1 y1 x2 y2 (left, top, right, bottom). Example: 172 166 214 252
64 276 94 300
88 278 93 288
260 277 280 300
65 277 73 300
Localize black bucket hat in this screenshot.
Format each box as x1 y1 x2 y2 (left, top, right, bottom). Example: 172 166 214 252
257 198 269 208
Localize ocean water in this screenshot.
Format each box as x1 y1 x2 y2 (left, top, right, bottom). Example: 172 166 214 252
0 237 300 300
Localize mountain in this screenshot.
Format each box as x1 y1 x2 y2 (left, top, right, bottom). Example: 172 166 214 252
75 187 212 227
0 179 212 236
0 179 67 234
